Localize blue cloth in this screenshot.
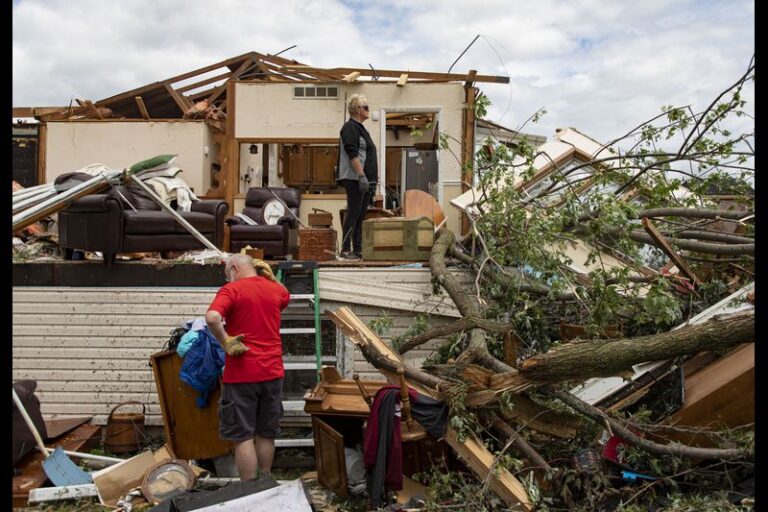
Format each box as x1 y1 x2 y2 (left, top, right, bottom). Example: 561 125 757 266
177 329 201 358
180 328 225 408
183 317 208 332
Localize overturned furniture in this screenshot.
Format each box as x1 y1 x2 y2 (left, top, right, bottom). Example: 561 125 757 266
58 183 228 265
315 306 533 510
303 366 445 498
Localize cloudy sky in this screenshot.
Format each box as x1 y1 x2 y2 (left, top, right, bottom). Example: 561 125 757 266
12 0 754 144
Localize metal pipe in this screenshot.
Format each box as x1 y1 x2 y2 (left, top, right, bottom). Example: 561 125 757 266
264 185 307 228
49 449 124 463
13 189 58 214
13 183 54 198
127 174 224 255
12 172 120 232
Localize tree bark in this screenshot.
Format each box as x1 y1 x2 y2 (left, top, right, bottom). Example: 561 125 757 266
638 207 753 221
398 316 516 354
481 411 552 471
520 312 754 382
431 229 514 374
627 230 754 256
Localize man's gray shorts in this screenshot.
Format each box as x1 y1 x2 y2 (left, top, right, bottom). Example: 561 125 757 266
219 379 284 442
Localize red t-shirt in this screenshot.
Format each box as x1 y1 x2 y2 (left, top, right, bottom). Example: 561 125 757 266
208 276 290 383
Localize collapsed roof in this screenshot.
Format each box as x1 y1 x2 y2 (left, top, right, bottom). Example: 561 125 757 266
19 51 510 123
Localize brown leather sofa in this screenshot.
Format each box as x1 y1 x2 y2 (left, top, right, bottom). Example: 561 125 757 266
58 184 229 266
227 187 301 258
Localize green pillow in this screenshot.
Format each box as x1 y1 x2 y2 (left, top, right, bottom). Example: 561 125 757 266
129 154 178 174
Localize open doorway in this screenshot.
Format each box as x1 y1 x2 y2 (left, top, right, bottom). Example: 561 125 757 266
379 108 441 210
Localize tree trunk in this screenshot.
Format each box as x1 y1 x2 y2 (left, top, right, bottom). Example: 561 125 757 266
431 229 514 374
520 312 754 382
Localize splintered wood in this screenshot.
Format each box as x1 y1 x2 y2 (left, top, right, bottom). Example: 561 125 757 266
324 306 533 510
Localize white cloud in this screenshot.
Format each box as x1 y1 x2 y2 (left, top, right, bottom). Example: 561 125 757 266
13 0 753 146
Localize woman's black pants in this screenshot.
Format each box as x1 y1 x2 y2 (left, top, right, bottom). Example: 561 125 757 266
340 179 373 253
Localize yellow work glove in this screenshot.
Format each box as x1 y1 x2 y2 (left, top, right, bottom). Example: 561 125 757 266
221 334 249 356
252 258 276 282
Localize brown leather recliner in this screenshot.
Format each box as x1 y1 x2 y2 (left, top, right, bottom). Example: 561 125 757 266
227 187 301 258
58 184 229 266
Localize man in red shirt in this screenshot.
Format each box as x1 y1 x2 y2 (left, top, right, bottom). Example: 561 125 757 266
206 254 290 479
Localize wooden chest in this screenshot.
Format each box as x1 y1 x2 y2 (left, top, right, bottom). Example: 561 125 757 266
298 228 337 261
308 210 333 228
362 216 434 261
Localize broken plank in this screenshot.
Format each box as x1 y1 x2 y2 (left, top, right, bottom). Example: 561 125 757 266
342 71 361 83
135 96 150 120
396 73 408 87
84 100 103 119
44 416 92 440
28 484 99 504
444 426 532 510
165 83 192 112
642 218 699 286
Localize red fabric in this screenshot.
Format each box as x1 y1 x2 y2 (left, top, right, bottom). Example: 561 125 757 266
208 276 290 383
602 434 632 463
363 385 420 491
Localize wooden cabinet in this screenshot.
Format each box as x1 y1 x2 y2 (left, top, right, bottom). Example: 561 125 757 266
386 147 403 188
283 145 310 186
304 369 449 497
312 146 338 187
283 145 339 191
312 416 349 496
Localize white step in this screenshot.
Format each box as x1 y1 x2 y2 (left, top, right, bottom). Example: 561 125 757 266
274 438 314 448
282 400 307 412
290 294 316 300
280 327 316 335
283 362 320 371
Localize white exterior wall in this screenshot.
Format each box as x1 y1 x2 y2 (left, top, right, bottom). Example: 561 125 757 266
12 268 469 425
45 121 211 196
234 82 467 234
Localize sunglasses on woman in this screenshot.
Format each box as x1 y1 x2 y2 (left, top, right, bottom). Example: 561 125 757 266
360 105 369 111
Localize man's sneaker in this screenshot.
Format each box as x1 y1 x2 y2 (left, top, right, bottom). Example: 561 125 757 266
338 251 359 260
353 251 363 259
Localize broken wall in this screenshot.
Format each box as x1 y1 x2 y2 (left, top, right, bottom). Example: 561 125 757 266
44 120 214 196
234 82 466 234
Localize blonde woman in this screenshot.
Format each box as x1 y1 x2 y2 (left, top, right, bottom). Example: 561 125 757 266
337 94 378 259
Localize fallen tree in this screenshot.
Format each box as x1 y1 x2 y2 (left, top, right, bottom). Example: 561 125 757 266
347 58 754 510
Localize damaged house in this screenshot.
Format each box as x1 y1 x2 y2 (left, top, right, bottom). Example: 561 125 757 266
11 51 754 510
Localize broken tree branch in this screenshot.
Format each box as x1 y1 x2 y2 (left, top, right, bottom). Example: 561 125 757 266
431 229 514 373
398 316 516 354
520 312 754 382
545 387 753 460
482 411 552 471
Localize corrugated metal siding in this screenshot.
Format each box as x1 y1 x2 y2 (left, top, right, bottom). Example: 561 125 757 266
13 287 218 426
12 268 469 425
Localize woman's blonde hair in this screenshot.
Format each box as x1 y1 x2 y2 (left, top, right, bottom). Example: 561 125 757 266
347 94 368 115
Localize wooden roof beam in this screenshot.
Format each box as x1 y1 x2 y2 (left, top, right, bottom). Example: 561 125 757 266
94 52 257 107
206 56 258 106
84 100 103 119
283 66 509 84
135 96 150 120
397 73 408 87
342 71 361 83
175 71 233 93
13 107 68 118
164 83 191 113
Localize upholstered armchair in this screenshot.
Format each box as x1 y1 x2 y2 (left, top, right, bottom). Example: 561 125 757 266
58 184 229 266
227 187 301 258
